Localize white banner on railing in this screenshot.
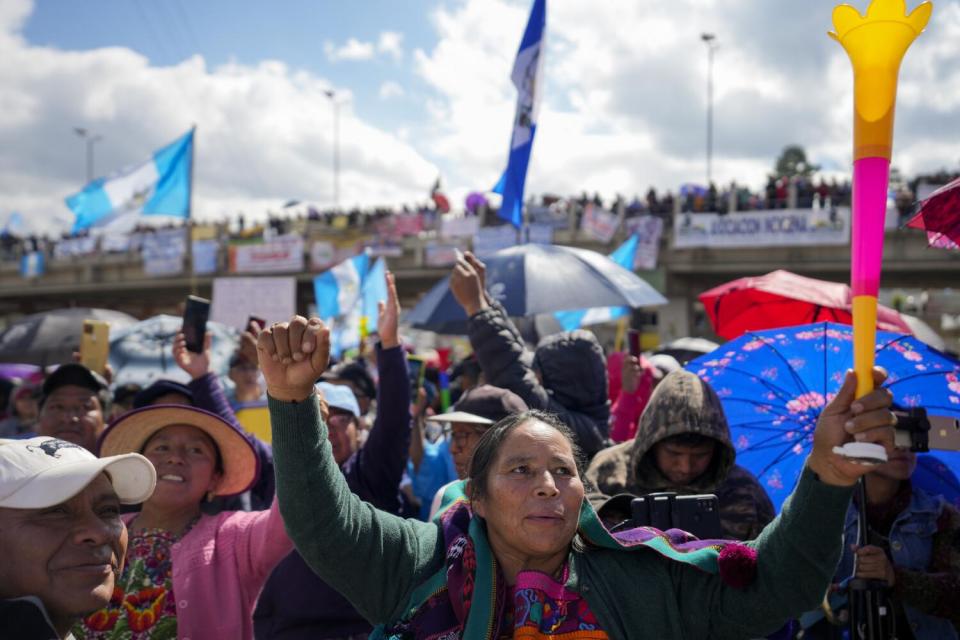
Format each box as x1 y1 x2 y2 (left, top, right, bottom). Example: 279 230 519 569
673 207 850 249
624 215 664 270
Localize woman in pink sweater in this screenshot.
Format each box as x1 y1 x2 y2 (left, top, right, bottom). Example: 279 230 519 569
74 405 292 640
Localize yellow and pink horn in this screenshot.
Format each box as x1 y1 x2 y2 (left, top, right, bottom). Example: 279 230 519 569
829 0 932 398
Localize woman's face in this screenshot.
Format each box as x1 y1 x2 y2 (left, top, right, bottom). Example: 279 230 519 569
472 420 584 567
142 425 221 511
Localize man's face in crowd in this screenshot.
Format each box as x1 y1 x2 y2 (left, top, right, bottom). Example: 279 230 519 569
449 422 489 479
37 386 104 453
327 409 359 465
653 439 716 486
0 474 128 629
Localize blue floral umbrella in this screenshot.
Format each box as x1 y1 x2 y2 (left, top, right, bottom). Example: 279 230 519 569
686 322 960 511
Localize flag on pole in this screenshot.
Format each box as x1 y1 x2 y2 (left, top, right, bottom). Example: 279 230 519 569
2 212 25 238
492 0 546 228
554 234 639 330
65 128 194 232
313 254 388 355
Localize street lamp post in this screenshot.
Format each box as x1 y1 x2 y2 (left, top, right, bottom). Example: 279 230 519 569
323 90 341 210
701 33 718 187
73 127 102 184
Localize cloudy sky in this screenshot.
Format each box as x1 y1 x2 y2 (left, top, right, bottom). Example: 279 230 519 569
2 0 958 233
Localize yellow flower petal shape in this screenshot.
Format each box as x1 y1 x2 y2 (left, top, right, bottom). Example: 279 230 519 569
829 0 933 159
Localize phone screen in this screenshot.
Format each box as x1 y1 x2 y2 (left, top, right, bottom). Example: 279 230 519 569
408 357 425 397
182 295 211 353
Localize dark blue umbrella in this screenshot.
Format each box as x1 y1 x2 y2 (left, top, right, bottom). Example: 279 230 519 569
686 322 960 511
406 244 666 333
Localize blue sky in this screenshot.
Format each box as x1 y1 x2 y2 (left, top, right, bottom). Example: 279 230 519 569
23 0 441 142
4 0 960 233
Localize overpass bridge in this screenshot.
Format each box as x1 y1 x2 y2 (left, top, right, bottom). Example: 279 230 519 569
3 224 959 348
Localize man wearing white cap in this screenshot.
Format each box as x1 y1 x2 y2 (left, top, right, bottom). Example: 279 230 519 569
0 436 156 640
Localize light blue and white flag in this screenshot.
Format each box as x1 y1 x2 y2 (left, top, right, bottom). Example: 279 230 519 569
492 0 546 228
65 128 194 233
313 254 389 355
554 234 639 330
3 212 25 237
20 251 44 279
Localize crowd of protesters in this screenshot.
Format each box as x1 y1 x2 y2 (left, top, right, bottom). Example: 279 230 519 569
1 250 959 640
5 167 957 268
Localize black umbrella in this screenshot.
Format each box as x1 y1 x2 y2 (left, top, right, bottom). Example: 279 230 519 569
0 308 138 366
406 244 666 334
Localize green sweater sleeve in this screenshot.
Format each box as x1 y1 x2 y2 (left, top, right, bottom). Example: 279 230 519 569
269 394 445 625
673 467 854 639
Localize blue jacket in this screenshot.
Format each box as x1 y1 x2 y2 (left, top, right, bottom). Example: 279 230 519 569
826 485 958 640
253 344 412 639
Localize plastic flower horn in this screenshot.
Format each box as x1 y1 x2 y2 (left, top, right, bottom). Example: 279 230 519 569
830 0 932 398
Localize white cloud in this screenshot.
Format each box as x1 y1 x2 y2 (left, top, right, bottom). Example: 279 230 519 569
323 31 405 64
379 81 405 100
0 5 438 233
323 37 375 62
377 31 404 62
414 0 960 205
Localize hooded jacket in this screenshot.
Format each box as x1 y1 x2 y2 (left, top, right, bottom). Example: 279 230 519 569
585 370 775 541
467 303 609 457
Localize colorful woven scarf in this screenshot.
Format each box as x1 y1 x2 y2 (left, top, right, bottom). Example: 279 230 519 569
373 482 753 639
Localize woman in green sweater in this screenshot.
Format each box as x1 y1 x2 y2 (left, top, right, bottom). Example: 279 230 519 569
259 316 897 639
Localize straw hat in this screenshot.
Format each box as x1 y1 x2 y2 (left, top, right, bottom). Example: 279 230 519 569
98 405 258 497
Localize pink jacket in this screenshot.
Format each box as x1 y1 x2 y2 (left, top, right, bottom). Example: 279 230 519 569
123 499 292 640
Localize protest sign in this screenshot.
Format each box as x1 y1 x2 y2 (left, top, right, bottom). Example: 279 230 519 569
142 228 186 276
211 276 297 329
472 226 517 257
425 241 466 267
673 207 851 249
191 239 219 275
580 204 619 243
228 234 304 273
440 215 480 239
624 215 664 270
524 223 553 245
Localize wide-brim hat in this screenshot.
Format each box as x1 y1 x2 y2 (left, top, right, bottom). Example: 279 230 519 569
98 405 258 497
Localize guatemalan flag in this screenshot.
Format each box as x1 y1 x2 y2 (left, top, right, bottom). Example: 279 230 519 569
20 252 44 279
492 0 546 228
554 234 639 330
65 128 194 233
313 253 388 356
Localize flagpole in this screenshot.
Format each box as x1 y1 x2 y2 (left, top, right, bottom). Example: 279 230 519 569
188 124 198 295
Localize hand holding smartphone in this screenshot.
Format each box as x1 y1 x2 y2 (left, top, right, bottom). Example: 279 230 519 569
182 295 211 353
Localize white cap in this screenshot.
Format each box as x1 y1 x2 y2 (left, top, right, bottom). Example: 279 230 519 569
0 437 156 509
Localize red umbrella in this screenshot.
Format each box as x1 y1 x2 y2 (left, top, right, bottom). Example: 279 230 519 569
699 270 912 340
906 177 960 249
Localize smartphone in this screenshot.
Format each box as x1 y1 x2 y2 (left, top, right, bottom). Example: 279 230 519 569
80 320 110 376
407 355 426 397
246 315 267 333
182 295 211 353
627 329 641 358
